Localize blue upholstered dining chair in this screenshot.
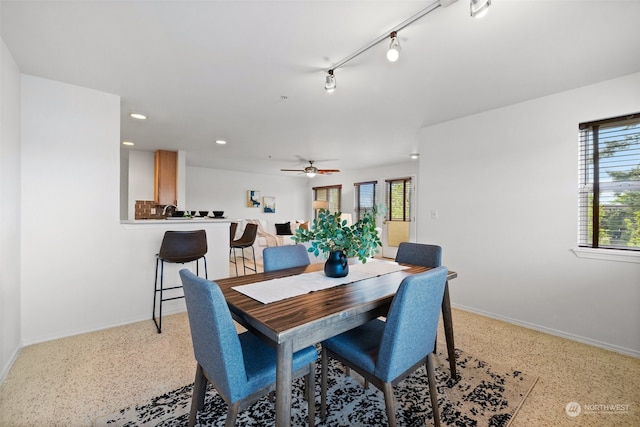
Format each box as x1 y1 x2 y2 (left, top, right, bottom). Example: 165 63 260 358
395 241 442 267
394 241 458 378
263 244 311 272
179 269 318 427
320 266 448 427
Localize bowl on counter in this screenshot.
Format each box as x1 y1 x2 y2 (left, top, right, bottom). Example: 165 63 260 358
211 210 224 218
172 210 185 217
199 210 209 217
190 211 197 216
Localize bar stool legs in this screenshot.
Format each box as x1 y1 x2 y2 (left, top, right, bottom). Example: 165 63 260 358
153 257 207 333
230 245 257 276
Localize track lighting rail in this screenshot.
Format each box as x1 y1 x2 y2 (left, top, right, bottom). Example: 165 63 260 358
323 0 491 92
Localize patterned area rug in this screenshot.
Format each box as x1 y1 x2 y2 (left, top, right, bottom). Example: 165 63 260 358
94 348 537 426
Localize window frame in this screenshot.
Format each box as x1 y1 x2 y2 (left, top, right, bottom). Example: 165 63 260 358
312 185 342 217
354 180 378 222
385 177 412 222
577 112 640 257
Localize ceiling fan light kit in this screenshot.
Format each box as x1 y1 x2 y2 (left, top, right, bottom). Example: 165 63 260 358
322 0 491 92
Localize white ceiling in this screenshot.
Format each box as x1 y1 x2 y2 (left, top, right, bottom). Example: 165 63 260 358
2 0 640 176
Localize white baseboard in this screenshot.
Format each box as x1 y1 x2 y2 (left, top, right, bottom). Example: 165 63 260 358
453 303 640 358
20 307 187 347
1 343 23 384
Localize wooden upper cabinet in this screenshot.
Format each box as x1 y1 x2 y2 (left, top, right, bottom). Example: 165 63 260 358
154 150 177 206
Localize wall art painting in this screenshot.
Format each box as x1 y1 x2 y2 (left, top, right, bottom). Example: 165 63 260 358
263 196 276 213
247 190 261 208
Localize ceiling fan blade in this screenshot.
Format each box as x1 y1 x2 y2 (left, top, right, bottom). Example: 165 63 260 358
317 169 341 174
280 169 304 172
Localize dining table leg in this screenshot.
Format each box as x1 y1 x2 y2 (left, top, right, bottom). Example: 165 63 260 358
441 281 457 379
275 340 294 427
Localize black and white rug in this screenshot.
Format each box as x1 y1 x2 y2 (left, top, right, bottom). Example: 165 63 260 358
94 348 537 427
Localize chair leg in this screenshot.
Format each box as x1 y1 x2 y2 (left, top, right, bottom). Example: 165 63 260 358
152 259 165 334
442 281 457 378
189 364 208 427
241 247 247 275
225 403 239 427
152 257 160 333
426 353 441 427
306 362 316 427
232 247 239 276
249 246 256 273
381 382 397 427
320 347 328 420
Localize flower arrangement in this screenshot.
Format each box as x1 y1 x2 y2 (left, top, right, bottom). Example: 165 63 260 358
293 208 382 263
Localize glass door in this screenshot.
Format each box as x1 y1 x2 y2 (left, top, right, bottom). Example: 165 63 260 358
381 176 416 258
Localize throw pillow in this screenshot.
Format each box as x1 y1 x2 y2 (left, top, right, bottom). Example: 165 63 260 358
275 222 293 235
298 221 309 230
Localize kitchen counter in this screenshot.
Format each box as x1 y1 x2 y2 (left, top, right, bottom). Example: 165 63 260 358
121 217 233 225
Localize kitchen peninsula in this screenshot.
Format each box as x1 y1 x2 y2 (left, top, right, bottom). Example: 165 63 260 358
120 218 232 316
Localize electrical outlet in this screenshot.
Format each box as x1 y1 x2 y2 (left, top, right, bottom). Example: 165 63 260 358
431 209 438 219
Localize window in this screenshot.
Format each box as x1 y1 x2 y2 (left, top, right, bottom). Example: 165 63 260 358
354 181 377 222
313 185 342 217
386 178 411 221
578 113 640 251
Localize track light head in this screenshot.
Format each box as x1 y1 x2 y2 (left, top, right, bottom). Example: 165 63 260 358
386 31 401 62
470 0 491 18
324 69 336 93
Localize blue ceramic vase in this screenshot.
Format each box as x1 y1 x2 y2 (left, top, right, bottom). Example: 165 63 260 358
324 250 349 278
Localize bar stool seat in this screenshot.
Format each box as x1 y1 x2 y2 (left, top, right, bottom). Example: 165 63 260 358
152 229 207 333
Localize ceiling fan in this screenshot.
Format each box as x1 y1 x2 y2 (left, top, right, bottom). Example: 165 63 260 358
280 160 340 178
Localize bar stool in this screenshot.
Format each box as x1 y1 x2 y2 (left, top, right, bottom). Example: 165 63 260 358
230 223 258 276
152 229 208 333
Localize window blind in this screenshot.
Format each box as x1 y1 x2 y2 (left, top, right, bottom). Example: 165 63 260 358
386 178 412 221
578 113 640 251
354 181 377 221
313 185 342 214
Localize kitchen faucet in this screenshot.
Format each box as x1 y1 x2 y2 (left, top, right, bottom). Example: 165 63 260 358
162 204 177 216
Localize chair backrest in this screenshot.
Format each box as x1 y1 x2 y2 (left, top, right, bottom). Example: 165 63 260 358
232 223 258 246
263 244 310 272
158 230 208 263
229 222 238 243
179 269 249 402
395 242 442 268
375 266 448 382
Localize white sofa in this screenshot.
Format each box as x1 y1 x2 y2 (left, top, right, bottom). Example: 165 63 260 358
234 219 324 264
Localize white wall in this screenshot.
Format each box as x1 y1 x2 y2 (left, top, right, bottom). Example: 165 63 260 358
186 166 310 221
418 72 640 356
127 150 155 218
20 75 125 343
0 39 22 381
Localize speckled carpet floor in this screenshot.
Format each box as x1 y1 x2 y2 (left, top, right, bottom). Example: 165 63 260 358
94 347 536 427
2 268 639 427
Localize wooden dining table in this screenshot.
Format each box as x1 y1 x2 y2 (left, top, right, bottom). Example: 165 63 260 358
215 261 458 427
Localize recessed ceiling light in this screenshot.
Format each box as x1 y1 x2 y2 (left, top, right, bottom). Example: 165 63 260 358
215 140 227 145
410 153 419 159
129 113 147 120
122 141 135 146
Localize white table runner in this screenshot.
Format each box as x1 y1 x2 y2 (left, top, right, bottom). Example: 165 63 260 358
232 259 409 304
